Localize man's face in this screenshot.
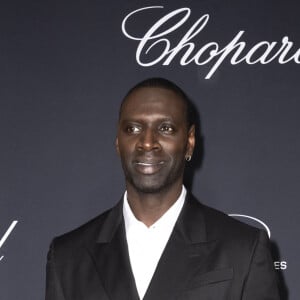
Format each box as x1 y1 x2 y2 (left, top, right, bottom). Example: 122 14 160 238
116 87 195 194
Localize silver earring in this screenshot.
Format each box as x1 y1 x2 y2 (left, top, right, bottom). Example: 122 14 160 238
185 155 192 162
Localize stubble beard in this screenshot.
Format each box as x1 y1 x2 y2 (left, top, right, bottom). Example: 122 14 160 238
123 158 186 194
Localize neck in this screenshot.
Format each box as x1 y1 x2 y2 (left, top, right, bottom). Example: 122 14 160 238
126 182 183 227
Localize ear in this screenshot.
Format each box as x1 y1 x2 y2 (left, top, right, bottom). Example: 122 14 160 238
186 125 195 157
115 137 120 155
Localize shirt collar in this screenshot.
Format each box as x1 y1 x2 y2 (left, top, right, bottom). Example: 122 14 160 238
123 186 186 234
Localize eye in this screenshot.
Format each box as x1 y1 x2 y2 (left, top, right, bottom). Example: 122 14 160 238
159 124 175 133
125 125 141 134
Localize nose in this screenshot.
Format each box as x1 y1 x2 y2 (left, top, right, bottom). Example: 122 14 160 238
136 128 161 152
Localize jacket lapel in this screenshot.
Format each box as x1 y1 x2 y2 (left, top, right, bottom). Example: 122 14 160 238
86 194 217 300
144 194 217 300
87 200 139 300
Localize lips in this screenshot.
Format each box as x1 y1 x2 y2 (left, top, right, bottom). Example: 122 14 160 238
134 160 165 175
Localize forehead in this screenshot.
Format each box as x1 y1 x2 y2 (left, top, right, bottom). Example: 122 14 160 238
120 87 186 121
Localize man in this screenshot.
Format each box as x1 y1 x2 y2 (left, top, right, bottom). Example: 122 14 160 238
46 78 280 299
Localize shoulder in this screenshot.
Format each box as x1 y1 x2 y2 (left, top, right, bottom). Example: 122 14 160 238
187 194 267 245
186 195 272 267
50 201 122 252
203 203 259 237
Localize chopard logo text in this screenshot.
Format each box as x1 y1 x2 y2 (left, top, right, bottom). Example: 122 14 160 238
122 6 300 79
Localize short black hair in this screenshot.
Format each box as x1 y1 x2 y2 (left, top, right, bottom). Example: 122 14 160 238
119 77 195 129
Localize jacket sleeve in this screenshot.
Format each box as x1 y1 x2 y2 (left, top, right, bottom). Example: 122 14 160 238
242 230 281 300
45 240 66 300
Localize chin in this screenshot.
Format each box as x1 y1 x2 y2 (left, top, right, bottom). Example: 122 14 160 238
125 167 184 194
131 177 177 194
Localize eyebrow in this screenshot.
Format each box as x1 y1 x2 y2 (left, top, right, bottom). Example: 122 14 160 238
119 117 175 124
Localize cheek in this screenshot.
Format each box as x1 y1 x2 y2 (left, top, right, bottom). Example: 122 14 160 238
118 135 133 148
162 142 187 158
163 134 188 152
118 140 136 157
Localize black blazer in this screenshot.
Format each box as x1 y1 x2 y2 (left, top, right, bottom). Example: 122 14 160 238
46 194 280 299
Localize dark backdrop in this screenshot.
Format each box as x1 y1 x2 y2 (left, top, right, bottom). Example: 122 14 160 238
0 1 299 299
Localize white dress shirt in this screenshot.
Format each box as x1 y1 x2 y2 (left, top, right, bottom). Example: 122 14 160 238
123 186 186 299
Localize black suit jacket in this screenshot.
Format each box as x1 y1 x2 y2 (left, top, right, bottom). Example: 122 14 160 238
46 194 280 299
